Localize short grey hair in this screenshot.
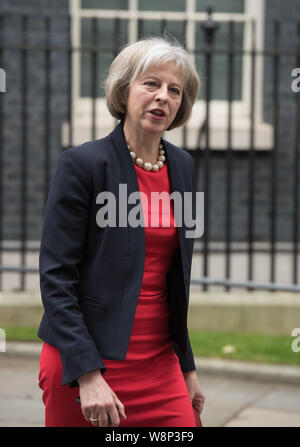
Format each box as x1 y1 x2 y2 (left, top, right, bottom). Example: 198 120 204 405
104 35 200 130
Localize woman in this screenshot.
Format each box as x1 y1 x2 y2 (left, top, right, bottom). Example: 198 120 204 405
38 35 205 427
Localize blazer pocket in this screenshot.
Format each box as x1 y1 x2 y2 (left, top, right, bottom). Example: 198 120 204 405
77 292 107 309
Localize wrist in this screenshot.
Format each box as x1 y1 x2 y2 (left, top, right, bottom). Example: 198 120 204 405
183 369 197 379
77 369 101 385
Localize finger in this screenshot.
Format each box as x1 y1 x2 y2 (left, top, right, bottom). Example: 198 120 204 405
89 415 99 426
195 398 204 408
82 408 92 423
199 401 205 414
114 398 127 420
193 402 202 414
98 409 109 427
107 416 119 427
107 405 121 427
80 400 98 424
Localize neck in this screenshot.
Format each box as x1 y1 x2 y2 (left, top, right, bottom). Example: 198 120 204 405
123 120 162 165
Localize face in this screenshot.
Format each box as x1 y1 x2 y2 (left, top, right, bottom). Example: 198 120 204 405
124 61 184 136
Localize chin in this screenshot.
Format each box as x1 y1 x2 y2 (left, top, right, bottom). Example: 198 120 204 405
142 121 167 135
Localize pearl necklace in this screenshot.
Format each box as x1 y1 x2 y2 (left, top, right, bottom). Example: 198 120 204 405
126 142 166 172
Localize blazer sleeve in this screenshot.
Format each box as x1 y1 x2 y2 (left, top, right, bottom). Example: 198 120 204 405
39 147 105 387
173 332 196 373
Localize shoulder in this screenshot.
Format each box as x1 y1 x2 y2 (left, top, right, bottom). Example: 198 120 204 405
59 134 113 165
50 135 114 194
58 136 112 176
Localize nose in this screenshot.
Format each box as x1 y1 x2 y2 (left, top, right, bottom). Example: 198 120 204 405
154 84 168 102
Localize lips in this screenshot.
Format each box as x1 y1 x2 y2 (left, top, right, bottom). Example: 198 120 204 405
149 108 166 117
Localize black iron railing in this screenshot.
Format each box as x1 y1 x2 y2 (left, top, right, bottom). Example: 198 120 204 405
0 9 299 292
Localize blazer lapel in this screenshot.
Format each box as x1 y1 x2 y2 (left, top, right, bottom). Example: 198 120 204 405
109 121 141 194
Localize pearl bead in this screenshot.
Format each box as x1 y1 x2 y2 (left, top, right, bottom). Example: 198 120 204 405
144 162 152 171
157 161 163 168
152 164 159 172
136 158 144 167
158 155 165 162
130 151 136 159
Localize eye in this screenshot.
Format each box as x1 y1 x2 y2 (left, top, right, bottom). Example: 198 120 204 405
170 87 180 95
144 81 156 87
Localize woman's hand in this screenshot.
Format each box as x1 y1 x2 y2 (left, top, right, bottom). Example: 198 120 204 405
183 370 205 415
77 369 127 427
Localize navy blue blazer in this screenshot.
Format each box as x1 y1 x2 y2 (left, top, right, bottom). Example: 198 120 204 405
38 121 197 387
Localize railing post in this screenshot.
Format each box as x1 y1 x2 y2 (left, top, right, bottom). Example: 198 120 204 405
91 17 98 141
200 6 218 291
225 20 235 292
270 20 280 289
20 15 29 291
44 16 51 206
247 19 257 291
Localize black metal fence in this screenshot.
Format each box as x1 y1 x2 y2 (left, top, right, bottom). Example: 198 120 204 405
0 9 299 292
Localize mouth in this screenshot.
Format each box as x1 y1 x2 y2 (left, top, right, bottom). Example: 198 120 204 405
149 109 167 120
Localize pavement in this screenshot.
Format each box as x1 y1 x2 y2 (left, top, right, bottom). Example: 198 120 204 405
0 342 300 427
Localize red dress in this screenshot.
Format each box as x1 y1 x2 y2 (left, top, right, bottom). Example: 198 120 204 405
39 160 197 427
